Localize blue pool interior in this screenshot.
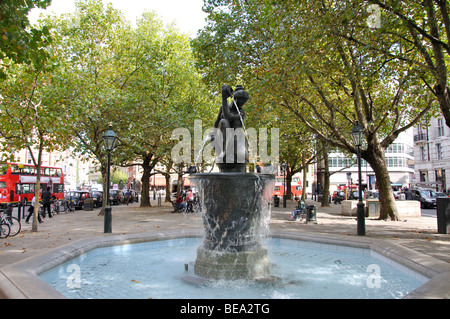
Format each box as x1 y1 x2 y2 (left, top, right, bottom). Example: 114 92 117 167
39 237 428 299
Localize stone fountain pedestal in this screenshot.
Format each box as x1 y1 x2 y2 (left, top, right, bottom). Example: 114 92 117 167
190 172 275 280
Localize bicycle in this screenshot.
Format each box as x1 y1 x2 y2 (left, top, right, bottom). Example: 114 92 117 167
63 198 75 213
0 220 10 238
0 205 21 237
51 199 61 215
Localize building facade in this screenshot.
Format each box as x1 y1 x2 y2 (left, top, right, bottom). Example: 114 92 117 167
413 116 449 192
321 130 415 193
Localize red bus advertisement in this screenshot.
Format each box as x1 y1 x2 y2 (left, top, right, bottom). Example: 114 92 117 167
273 175 303 197
0 163 64 207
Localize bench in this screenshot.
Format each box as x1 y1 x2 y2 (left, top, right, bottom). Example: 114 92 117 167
171 201 185 213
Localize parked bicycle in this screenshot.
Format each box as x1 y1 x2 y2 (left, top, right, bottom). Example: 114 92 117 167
51 199 61 215
63 198 75 213
0 204 21 237
0 219 10 238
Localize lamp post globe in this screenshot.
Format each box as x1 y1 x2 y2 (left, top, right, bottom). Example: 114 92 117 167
103 125 118 151
351 121 364 147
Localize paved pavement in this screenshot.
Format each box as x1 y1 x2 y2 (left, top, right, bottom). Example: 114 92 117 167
1 198 449 268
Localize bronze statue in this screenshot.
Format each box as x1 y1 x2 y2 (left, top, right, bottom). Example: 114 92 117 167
212 84 249 171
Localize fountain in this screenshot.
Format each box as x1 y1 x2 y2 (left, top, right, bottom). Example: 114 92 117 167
188 84 276 281
0 85 442 300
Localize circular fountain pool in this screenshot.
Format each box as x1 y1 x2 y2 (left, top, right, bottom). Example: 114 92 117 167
39 237 427 299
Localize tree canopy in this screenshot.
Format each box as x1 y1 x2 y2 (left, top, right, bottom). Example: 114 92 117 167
192 0 442 219
0 0 52 79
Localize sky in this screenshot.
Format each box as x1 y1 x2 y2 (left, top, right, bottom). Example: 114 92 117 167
28 0 208 37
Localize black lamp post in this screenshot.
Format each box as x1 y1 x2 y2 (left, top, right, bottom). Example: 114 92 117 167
281 162 287 208
102 124 118 233
351 121 365 236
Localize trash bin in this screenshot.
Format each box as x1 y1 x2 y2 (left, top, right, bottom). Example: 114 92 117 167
437 198 450 234
274 196 280 207
306 205 317 224
84 198 94 211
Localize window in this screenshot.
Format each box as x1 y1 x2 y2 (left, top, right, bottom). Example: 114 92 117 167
16 183 36 194
48 168 62 177
328 156 356 168
41 167 50 176
420 171 427 182
386 157 405 167
420 146 426 161
53 184 64 193
437 143 442 160
437 118 445 137
0 181 6 188
386 143 405 154
11 165 21 174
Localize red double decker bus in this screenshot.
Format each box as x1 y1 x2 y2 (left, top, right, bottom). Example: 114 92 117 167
0 162 64 207
273 175 303 197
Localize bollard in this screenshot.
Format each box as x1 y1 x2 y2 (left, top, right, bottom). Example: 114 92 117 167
306 205 317 224
274 196 279 207
437 198 450 234
104 206 112 233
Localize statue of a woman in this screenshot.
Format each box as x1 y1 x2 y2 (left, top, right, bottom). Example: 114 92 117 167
212 84 249 172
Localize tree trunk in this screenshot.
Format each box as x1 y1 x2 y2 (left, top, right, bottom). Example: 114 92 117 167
31 141 44 232
364 143 400 221
177 172 183 197
321 147 331 207
301 166 307 201
285 168 292 200
140 159 151 207
164 173 171 202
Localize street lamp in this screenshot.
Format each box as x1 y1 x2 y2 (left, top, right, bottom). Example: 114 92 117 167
281 162 287 208
102 124 118 233
351 121 365 236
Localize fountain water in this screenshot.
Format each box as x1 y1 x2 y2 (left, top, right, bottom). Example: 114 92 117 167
188 85 276 281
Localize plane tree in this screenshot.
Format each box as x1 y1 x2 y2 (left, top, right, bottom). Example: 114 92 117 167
0 60 72 231
193 0 439 220
112 11 216 206
355 0 450 128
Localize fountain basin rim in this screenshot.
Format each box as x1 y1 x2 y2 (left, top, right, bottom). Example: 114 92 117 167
0 229 449 299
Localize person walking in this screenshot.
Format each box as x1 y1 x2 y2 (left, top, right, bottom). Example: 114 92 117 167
42 186 53 218
25 195 43 224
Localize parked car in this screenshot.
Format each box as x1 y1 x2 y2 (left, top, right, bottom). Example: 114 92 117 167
410 188 437 208
109 190 122 205
332 191 345 204
349 190 364 200
365 190 379 199
90 190 103 208
433 192 449 199
128 190 139 203
65 191 91 210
